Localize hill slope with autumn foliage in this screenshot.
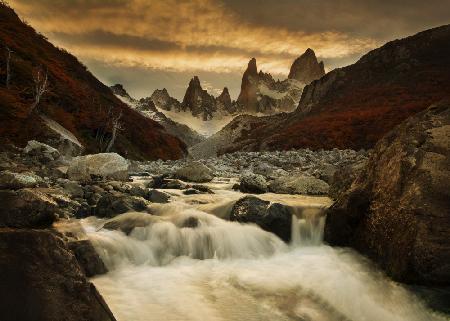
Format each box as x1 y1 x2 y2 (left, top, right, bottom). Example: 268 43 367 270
0 4 186 160
197 24 450 156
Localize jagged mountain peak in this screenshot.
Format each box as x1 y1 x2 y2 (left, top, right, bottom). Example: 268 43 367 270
247 58 258 75
150 88 181 112
182 76 216 120
288 48 325 84
110 83 133 101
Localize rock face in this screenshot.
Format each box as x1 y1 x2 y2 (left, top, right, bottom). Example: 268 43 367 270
67 153 129 182
175 162 214 182
0 228 115 321
68 239 108 277
182 76 217 120
324 103 450 285
235 58 305 114
110 84 133 101
288 48 325 84
230 196 292 242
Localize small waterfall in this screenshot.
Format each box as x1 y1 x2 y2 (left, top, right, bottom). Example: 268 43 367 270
291 206 326 247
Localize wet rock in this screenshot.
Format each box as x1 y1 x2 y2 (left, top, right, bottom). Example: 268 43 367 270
183 188 200 195
146 189 170 203
95 193 147 218
23 140 60 162
239 173 267 194
102 212 154 234
269 175 329 195
181 216 199 228
129 185 147 198
0 189 58 228
175 161 213 182
325 103 450 285
68 239 107 277
67 153 129 182
0 228 115 321
0 170 42 189
230 196 292 242
191 184 214 194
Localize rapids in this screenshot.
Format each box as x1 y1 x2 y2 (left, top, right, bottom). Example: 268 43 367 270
80 179 448 321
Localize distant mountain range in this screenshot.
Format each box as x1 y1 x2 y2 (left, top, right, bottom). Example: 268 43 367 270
191 24 450 157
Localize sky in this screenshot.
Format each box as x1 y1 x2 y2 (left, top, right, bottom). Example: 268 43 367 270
8 0 450 100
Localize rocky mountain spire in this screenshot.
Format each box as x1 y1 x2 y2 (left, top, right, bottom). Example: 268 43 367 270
110 83 133 101
216 87 234 113
236 58 259 113
288 48 325 84
150 88 181 111
181 76 216 120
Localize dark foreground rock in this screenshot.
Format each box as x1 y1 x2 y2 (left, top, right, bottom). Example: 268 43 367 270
230 196 292 242
95 193 147 218
324 103 450 285
0 189 58 228
0 228 115 321
68 239 108 277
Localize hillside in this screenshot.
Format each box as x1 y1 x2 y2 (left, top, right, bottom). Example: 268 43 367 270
202 24 450 155
0 4 186 160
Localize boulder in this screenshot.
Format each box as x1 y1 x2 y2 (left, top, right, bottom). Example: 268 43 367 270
230 196 292 242
0 228 115 321
175 162 213 182
0 170 42 190
328 161 366 199
68 239 107 277
0 189 58 228
23 140 61 162
269 175 329 195
67 153 129 182
239 173 268 194
191 184 214 194
63 181 84 198
146 189 170 203
324 103 450 285
95 193 147 218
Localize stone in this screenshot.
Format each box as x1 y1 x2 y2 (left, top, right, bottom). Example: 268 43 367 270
230 196 292 242
68 239 107 277
175 162 213 182
0 170 42 190
129 185 147 198
95 194 147 218
0 189 58 228
269 175 329 195
67 153 129 182
23 140 60 162
328 161 366 199
239 173 268 194
183 188 200 195
0 228 115 321
146 189 171 203
63 181 84 198
191 184 214 194
324 103 450 285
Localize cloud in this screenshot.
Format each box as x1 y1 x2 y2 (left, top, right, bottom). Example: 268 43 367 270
9 0 378 75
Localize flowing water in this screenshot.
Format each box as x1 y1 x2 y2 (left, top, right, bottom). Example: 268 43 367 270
80 179 448 321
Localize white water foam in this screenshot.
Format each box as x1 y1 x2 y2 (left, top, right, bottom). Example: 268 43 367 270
81 189 446 321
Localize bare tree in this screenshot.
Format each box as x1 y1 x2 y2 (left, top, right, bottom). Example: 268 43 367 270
105 110 123 152
30 66 48 113
5 45 13 88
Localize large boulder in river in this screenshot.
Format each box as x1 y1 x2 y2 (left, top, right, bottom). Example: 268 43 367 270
67 153 129 182
268 175 329 195
95 193 147 218
0 189 58 228
175 161 213 182
324 103 450 285
0 228 115 321
68 239 107 277
230 196 292 242
239 173 268 194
